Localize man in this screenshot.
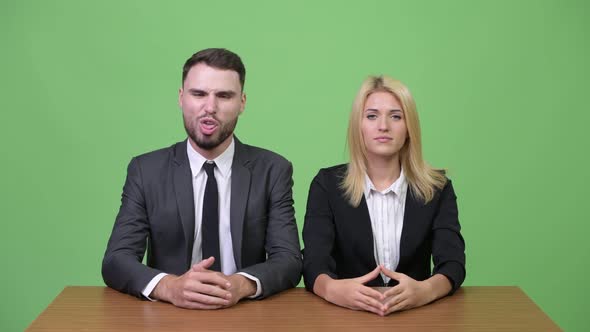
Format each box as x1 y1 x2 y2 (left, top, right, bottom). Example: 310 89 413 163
102 48 302 309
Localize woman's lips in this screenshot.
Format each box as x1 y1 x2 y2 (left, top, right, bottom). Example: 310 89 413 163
374 136 392 143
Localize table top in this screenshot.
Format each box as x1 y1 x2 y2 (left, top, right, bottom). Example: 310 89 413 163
27 286 561 331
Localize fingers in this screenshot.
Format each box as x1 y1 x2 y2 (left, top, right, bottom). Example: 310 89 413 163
182 289 231 307
355 265 382 284
354 298 384 316
382 285 404 298
168 264 236 310
170 281 228 310
190 271 232 289
385 298 410 315
383 290 405 309
178 299 225 310
192 257 215 272
358 285 384 302
186 281 232 299
358 288 384 308
180 271 233 303
350 287 385 316
381 266 404 281
171 276 232 309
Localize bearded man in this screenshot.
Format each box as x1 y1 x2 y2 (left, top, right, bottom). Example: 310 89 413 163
102 48 302 309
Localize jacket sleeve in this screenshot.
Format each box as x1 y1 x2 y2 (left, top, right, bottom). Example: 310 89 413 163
302 170 339 291
102 157 162 298
237 161 302 298
431 180 466 294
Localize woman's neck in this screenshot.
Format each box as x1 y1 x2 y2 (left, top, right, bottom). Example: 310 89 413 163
365 154 401 192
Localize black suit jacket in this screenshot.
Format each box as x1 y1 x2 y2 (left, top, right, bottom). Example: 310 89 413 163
102 138 302 299
302 164 465 293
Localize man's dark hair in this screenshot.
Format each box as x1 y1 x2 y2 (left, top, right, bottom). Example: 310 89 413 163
182 48 246 89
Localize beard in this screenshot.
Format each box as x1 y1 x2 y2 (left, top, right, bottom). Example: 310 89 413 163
184 114 238 151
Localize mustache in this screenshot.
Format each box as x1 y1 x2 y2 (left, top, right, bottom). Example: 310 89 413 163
197 114 219 122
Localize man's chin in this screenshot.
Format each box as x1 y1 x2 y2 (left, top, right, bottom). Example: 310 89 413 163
186 126 235 152
194 138 221 151
195 131 234 150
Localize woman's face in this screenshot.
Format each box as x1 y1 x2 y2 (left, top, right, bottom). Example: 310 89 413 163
361 91 408 161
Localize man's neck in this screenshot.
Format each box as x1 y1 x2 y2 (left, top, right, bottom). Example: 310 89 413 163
188 136 233 160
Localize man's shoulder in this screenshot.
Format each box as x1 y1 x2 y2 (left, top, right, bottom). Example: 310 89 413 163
238 141 291 167
129 141 185 169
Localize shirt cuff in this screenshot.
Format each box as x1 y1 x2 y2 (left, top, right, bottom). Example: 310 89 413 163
236 272 262 298
141 273 168 301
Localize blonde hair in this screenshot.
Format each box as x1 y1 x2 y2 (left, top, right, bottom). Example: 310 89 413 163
341 75 446 206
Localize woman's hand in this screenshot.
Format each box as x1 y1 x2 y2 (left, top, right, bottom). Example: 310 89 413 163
313 266 385 316
380 267 451 315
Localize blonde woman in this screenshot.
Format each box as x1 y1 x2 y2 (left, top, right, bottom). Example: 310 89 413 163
302 75 465 316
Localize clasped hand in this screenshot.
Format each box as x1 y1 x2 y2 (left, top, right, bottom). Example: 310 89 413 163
152 257 252 309
321 265 436 316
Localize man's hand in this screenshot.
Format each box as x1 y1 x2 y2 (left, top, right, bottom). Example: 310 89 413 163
151 257 233 309
223 274 257 307
313 266 385 316
380 267 451 315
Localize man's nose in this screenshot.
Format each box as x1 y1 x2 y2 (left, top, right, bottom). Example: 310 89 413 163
204 95 218 114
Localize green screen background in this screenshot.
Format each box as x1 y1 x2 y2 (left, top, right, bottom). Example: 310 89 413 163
1 1 588 330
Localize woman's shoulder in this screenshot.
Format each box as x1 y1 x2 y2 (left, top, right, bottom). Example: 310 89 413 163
429 172 456 203
315 163 348 179
311 164 348 187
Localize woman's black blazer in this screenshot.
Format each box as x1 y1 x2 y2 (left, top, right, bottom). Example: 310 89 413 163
302 164 466 293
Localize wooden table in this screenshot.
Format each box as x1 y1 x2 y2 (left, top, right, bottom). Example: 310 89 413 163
27 286 560 331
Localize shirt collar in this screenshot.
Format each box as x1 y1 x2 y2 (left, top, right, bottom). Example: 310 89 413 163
186 137 235 179
364 167 407 197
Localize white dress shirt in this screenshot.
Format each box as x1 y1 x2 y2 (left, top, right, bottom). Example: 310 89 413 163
142 138 261 299
364 169 408 284
187 138 236 272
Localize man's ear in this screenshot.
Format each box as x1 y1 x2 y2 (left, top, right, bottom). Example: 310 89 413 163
239 93 247 114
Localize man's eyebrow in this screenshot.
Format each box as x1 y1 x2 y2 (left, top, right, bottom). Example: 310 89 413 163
188 88 206 94
215 90 237 96
186 89 237 96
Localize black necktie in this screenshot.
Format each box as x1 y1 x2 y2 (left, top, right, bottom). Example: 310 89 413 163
202 161 221 271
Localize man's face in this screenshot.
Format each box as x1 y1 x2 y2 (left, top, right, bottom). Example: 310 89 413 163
179 63 245 151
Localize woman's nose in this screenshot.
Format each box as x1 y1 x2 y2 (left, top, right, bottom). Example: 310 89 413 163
378 117 389 131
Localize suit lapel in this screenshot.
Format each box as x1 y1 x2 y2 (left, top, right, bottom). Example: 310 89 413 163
173 141 195 268
230 138 250 269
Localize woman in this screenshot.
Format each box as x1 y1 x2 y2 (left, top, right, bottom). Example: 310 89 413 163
303 75 465 316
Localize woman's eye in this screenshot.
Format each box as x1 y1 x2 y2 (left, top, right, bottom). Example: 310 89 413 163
392 115 402 120
367 114 377 120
